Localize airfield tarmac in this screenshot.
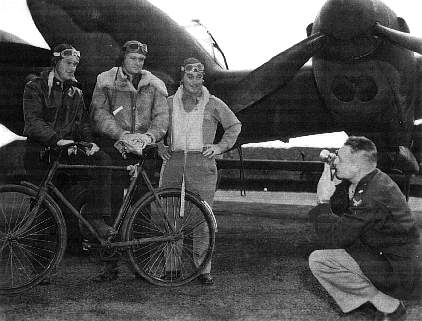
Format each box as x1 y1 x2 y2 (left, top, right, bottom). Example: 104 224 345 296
1 190 422 321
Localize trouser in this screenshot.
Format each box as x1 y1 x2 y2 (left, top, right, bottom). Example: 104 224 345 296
160 151 217 274
94 136 159 217
24 142 112 220
309 249 398 313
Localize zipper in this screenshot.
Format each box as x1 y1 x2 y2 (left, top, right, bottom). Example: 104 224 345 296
130 91 136 133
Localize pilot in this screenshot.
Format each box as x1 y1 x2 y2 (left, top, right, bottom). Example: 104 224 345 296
90 40 169 281
91 40 168 152
23 44 116 252
158 57 241 285
308 136 420 321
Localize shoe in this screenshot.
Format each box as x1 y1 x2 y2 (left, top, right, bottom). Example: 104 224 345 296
87 218 117 238
198 273 214 285
374 301 406 321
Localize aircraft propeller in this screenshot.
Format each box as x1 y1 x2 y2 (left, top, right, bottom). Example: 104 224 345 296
229 32 328 113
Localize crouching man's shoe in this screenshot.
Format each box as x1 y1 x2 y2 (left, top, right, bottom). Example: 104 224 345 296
88 218 117 238
198 273 214 285
374 301 406 321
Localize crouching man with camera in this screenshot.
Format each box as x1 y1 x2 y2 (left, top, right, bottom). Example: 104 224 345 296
308 136 420 321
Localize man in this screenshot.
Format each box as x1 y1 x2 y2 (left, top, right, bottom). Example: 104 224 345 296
23 44 116 249
309 136 420 321
90 40 168 281
158 57 241 285
91 40 168 156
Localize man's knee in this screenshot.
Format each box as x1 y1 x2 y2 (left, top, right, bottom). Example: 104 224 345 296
309 249 325 272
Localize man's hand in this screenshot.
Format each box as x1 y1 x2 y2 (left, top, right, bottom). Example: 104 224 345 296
57 139 76 155
158 143 171 161
202 144 223 158
85 142 100 156
56 139 75 146
316 163 340 204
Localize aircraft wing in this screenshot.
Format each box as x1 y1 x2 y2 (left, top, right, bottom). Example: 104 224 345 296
0 29 50 133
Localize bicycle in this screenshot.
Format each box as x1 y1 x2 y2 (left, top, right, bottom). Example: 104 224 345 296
0 142 216 295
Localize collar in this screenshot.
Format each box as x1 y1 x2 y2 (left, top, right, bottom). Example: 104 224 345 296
355 168 378 189
47 69 78 97
115 67 168 96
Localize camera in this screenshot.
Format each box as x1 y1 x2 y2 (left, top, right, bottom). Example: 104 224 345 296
319 149 336 165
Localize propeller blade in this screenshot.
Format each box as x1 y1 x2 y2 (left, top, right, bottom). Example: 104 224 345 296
229 32 328 113
374 22 422 55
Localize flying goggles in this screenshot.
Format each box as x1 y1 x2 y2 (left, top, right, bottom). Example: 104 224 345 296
123 41 148 55
53 48 80 59
181 63 205 73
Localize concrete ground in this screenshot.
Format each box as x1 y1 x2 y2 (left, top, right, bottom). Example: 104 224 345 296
1 191 422 321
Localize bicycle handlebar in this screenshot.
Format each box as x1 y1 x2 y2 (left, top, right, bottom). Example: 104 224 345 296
57 141 92 150
55 141 93 159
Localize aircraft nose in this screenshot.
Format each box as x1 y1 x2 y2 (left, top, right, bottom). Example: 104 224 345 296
331 75 378 102
319 0 375 40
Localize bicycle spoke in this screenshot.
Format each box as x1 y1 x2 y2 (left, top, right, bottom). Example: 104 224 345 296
15 241 49 272
12 206 48 235
10 246 31 283
9 195 37 235
144 243 166 277
0 194 10 234
132 220 162 235
16 213 54 237
12 242 39 275
180 244 198 270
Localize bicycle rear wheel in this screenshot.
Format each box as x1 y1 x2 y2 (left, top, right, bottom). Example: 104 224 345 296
0 184 66 295
123 188 216 286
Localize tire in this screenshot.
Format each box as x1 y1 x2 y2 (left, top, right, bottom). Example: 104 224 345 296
0 184 66 295
123 188 216 286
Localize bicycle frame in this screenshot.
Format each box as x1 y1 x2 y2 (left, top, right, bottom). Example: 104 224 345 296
23 150 180 248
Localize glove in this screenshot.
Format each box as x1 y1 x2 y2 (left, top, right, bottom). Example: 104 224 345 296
115 133 152 156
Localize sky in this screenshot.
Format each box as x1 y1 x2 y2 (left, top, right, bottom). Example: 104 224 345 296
0 0 422 148
1 0 422 70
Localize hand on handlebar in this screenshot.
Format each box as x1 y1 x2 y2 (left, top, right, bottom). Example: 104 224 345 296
116 133 153 156
85 142 100 156
57 139 76 155
56 140 98 156
57 139 75 147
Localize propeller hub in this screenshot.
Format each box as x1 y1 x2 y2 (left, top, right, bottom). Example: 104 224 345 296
318 0 375 40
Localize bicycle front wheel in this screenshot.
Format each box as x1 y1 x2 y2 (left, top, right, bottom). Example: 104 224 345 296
0 184 66 295
123 188 216 286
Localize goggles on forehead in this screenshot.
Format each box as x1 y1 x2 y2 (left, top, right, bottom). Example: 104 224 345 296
123 41 148 55
53 48 80 59
181 63 205 73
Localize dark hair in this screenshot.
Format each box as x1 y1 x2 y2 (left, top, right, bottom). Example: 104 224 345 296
51 43 75 67
344 136 377 164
